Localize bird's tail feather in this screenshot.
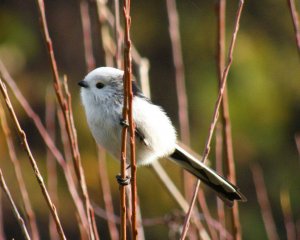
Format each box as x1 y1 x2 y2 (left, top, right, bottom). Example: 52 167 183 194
169 145 246 207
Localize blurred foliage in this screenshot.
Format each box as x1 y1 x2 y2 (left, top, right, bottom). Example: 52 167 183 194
0 0 300 239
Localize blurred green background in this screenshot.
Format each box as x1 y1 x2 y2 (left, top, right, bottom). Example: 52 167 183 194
0 0 299 239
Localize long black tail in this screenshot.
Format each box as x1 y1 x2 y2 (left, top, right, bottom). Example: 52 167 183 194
169 145 246 206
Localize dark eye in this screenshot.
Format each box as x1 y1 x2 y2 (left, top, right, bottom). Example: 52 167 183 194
96 82 105 89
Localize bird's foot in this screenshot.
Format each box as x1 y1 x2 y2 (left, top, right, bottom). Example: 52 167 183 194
116 174 131 186
120 118 129 128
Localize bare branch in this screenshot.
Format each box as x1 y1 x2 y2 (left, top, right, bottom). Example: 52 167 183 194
34 1 98 238
0 60 89 237
97 147 119 240
79 0 96 72
0 105 40 240
251 164 279 240
0 169 31 240
0 78 66 240
180 1 245 238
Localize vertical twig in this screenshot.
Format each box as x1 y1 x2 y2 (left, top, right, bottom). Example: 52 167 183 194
97 147 119 240
165 0 190 145
280 189 297 240
0 105 40 240
123 0 138 239
96 0 116 67
114 0 122 68
45 89 59 240
79 0 96 72
198 189 218 240
216 0 242 239
165 0 195 216
0 79 66 240
251 164 279 240
0 60 89 237
287 0 300 55
215 123 225 239
120 5 129 237
215 0 226 237
35 1 98 238
0 169 31 240
180 1 244 238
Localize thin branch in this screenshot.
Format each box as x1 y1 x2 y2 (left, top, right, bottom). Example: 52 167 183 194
121 1 138 239
280 189 297 240
165 0 195 216
216 0 242 239
114 0 122 68
35 1 98 238
96 0 115 67
215 123 225 239
166 0 190 145
120 15 129 240
79 0 96 72
0 105 40 240
287 0 300 55
0 60 89 237
198 189 218 240
151 162 189 212
0 169 31 240
251 164 279 240
0 79 66 240
45 89 59 240
97 147 119 240
180 1 245 238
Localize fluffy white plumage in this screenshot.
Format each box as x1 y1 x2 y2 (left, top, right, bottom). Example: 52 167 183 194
80 67 176 165
79 67 246 205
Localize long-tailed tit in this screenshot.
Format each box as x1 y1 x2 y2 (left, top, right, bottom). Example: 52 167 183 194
79 67 246 206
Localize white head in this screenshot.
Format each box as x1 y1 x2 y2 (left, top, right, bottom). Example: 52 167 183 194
79 67 125 107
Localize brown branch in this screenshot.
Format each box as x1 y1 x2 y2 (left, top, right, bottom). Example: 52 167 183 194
0 169 31 240
96 0 116 67
0 60 89 237
0 105 40 240
216 0 242 239
280 189 297 240
114 0 122 68
79 0 96 72
198 189 218 240
180 1 245 238
165 0 195 215
45 89 59 240
165 0 190 145
120 17 129 240
120 1 138 239
0 79 66 240
251 164 279 240
97 147 119 240
35 1 98 238
215 123 225 239
215 2 226 236
287 0 300 55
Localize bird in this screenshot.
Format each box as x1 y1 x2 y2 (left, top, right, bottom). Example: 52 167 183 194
78 67 246 206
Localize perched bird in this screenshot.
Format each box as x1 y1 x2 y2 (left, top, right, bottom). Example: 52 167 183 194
79 67 246 206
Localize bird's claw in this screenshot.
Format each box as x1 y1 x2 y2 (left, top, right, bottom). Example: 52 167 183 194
120 118 129 128
116 174 131 186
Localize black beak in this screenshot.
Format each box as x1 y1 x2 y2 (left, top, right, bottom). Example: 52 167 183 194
78 80 89 88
